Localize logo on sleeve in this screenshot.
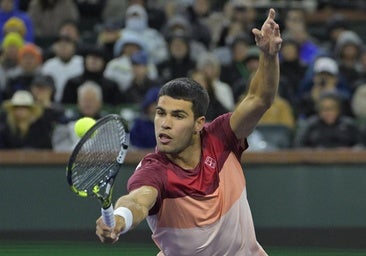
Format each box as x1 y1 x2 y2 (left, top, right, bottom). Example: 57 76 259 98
204 156 216 169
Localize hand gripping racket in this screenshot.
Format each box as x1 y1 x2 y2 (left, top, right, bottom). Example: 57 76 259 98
66 114 129 227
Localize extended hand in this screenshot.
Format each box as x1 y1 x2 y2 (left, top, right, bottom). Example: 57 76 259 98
252 8 282 56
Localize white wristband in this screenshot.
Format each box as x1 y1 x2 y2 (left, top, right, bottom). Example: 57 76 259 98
114 207 133 235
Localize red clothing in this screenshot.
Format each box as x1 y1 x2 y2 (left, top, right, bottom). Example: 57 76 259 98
128 113 267 256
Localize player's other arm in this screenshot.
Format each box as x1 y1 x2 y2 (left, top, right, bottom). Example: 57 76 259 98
96 185 158 243
230 8 282 140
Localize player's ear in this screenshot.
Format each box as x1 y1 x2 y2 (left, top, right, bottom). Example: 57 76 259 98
194 116 205 134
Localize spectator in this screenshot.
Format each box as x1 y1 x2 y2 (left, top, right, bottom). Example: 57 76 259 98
157 32 196 83
2 16 26 40
121 4 168 64
41 35 83 102
322 14 348 56
52 81 107 151
334 30 364 92
282 8 321 65
0 0 34 42
294 92 359 149
161 15 207 61
30 74 65 125
102 0 166 31
0 90 53 149
183 0 213 49
27 0 79 39
0 31 24 71
216 0 258 47
123 50 160 104
297 56 351 118
95 18 123 62
196 52 235 112
278 38 307 114
104 30 157 92
190 68 228 122
220 34 250 98
61 46 122 106
129 86 160 149
3 43 42 99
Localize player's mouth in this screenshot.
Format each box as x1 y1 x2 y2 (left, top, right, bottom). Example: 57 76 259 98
158 133 172 144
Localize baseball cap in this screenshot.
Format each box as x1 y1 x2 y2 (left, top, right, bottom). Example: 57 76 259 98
313 57 339 75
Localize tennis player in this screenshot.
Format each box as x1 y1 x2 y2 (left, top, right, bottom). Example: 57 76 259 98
96 8 282 256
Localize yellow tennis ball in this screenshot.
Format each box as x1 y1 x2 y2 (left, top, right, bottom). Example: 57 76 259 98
74 117 96 138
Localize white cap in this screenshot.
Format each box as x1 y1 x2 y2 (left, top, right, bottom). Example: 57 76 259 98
313 57 339 75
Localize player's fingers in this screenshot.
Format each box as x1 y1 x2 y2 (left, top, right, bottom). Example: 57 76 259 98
267 8 276 21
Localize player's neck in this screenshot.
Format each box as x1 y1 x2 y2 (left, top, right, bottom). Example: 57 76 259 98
167 135 202 171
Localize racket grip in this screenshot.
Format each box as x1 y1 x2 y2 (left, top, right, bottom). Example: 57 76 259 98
101 205 115 228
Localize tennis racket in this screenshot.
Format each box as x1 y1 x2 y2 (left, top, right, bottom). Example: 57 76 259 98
66 114 129 228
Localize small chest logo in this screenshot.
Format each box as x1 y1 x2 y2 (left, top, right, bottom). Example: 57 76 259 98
204 156 216 169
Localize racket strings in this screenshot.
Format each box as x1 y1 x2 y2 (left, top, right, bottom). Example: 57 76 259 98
71 120 127 193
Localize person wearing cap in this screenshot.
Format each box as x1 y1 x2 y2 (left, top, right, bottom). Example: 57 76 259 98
30 74 66 125
0 31 24 71
122 50 160 104
334 30 364 91
298 56 352 118
104 30 158 92
61 46 122 106
121 4 168 65
3 43 43 100
41 34 83 103
0 90 53 149
2 16 26 39
0 0 34 42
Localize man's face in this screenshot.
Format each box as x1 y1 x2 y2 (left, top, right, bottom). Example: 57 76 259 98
154 96 197 154
318 98 340 125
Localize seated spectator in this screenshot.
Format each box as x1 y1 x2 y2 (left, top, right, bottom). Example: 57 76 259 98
95 18 123 62
1 32 24 72
0 0 34 42
157 32 195 83
123 50 160 105
0 90 53 149
297 56 352 118
278 38 307 113
52 81 107 151
61 46 122 106
30 74 65 125
196 52 235 114
104 30 157 92
3 43 42 99
161 15 207 61
41 35 84 103
27 0 79 39
334 30 364 92
121 4 168 64
294 92 360 149
190 68 228 122
220 34 250 95
129 86 160 149
2 17 26 40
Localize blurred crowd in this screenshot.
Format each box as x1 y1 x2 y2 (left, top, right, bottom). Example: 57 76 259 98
0 0 366 151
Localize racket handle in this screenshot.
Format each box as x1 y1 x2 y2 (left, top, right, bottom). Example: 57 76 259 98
101 205 115 228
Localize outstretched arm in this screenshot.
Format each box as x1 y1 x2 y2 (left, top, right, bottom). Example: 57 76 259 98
96 185 158 243
230 8 282 140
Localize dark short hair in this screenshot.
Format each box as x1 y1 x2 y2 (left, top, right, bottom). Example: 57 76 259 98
158 77 209 119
